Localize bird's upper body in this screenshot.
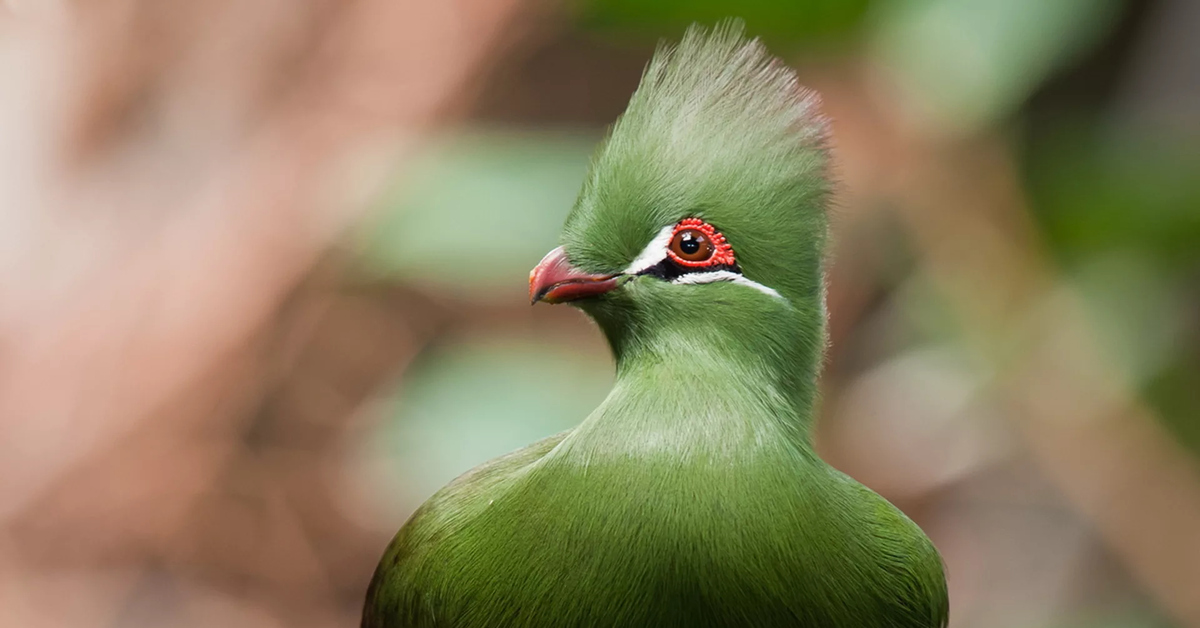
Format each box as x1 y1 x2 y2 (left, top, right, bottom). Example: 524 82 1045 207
363 23 948 628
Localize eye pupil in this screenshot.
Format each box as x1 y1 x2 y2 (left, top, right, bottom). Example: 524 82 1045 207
679 235 701 255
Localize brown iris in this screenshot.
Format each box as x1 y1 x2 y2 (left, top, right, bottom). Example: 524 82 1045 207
669 228 714 263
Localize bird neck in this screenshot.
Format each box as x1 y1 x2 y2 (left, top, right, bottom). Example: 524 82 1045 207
570 312 823 460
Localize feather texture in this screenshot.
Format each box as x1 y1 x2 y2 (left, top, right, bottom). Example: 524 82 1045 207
363 21 948 628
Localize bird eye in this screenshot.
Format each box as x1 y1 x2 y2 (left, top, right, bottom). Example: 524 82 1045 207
662 218 737 268
670 229 713 263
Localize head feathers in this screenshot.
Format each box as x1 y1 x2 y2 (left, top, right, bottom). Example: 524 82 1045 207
561 21 831 308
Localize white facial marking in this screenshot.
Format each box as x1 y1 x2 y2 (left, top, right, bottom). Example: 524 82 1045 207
622 223 785 300
671 270 783 299
622 224 675 274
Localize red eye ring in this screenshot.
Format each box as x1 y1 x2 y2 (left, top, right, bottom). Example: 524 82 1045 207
666 218 736 267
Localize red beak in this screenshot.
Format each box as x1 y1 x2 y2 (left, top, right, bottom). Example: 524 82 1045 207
529 246 618 304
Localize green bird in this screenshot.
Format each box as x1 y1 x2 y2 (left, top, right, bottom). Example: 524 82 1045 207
363 22 949 628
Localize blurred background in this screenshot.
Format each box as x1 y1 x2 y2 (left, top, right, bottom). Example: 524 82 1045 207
0 0 1196 626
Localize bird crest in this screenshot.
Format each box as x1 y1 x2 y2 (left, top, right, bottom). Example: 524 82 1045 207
562 20 832 308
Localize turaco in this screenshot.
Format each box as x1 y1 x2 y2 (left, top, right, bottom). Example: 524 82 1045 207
363 21 949 628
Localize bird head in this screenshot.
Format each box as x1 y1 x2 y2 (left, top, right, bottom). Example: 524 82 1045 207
529 22 831 395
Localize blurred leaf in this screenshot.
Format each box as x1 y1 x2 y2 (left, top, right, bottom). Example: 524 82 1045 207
1027 129 1200 268
896 270 970 347
1145 356 1200 454
375 337 612 504
1069 249 1200 453
870 0 1121 132
1050 608 1175 628
1027 127 1200 454
1072 252 1186 386
356 129 598 297
579 0 872 48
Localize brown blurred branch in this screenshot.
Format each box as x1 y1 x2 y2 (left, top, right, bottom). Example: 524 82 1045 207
0 1 543 626
821 64 1200 625
0 0 534 521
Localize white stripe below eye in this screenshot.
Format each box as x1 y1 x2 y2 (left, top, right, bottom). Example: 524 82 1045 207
671 271 783 299
622 224 675 275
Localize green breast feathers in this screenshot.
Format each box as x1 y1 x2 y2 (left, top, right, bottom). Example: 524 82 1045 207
363 22 949 628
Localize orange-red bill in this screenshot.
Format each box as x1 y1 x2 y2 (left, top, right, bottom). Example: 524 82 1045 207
529 246 618 304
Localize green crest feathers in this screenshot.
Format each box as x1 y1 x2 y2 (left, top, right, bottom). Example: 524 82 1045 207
562 20 831 307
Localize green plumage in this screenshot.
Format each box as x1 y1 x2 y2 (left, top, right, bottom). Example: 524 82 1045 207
364 22 949 628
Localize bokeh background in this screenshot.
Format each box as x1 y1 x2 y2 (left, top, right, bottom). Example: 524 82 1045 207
0 0 1197 626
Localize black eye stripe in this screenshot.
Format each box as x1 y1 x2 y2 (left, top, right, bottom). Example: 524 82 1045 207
637 257 741 282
